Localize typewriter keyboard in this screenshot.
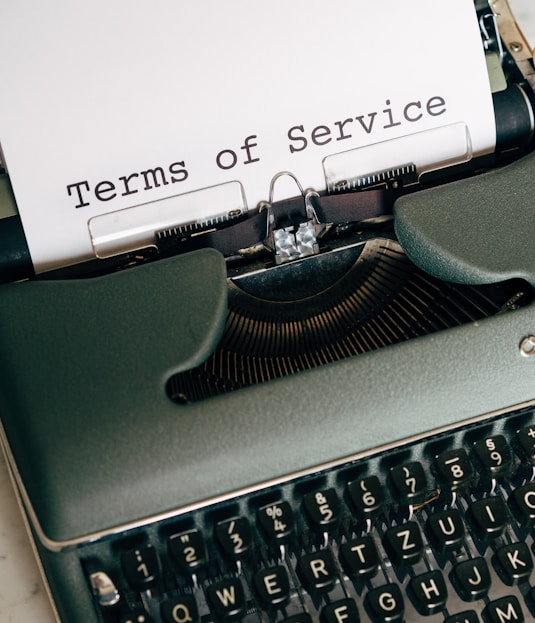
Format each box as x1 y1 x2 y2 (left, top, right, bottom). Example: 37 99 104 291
83 405 535 623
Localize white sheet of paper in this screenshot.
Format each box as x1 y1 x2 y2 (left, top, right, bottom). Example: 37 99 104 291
0 0 495 272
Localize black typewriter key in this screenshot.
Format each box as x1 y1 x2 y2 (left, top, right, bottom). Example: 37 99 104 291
281 615 312 623
408 570 448 615
389 461 427 504
494 542 533 585
451 557 491 601
321 598 360 623
483 596 525 623
426 509 465 553
444 611 479 623
347 476 384 520
297 549 338 592
253 566 290 608
472 435 514 479
339 536 379 579
509 483 535 526
516 425 535 465
383 521 423 566
365 583 404 623
206 577 246 620
257 502 295 543
214 517 251 559
121 611 154 623
168 529 207 573
161 595 199 623
121 545 160 591
303 488 340 531
468 497 508 539
434 448 473 491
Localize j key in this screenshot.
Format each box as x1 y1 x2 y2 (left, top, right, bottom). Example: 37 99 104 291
321 599 360 623
121 545 160 591
253 566 290 608
168 529 207 573
161 595 199 623
121 611 154 623
468 497 508 539
450 557 491 601
303 489 340 531
483 596 525 623
434 449 473 491
426 509 465 553
365 583 404 623
297 549 338 592
472 435 513 479
509 483 535 526
494 542 533 585
408 570 448 616
206 577 246 620
390 461 427 505
257 502 295 543
383 521 423 566
347 476 384 520
444 611 479 623
516 425 535 465
215 517 251 559
339 536 379 580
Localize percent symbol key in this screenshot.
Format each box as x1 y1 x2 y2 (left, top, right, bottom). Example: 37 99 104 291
257 502 295 544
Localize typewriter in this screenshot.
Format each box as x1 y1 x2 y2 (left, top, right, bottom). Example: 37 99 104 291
2 1 535 622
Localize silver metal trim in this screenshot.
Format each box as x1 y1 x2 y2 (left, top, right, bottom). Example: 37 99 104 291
3 398 535 553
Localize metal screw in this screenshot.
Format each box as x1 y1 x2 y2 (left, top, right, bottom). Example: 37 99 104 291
520 336 535 357
510 42 523 53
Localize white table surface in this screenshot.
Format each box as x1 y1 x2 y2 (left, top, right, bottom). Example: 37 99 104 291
1 2 535 621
